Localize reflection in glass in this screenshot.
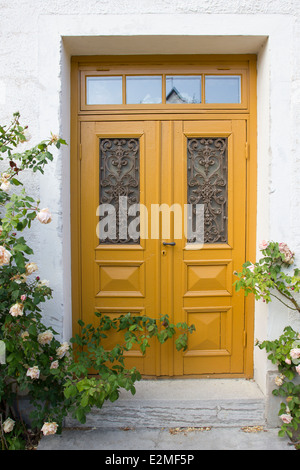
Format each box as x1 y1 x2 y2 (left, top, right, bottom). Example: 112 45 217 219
205 76 241 104
86 77 122 105
126 76 162 104
166 76 201 103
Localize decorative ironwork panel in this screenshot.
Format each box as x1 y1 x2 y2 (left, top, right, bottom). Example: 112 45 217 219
187 137 228 243
99 138 140 244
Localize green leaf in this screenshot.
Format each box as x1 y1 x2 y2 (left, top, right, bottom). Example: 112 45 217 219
80 394 89 408
14 251 25 270
75 408 86 424
11 178 23 186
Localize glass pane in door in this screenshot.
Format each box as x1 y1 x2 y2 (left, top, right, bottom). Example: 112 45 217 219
86 77 123 105
166 76 201 103
99 137 140 244
126 76 162 104
205 76 241 103
187 137 228 243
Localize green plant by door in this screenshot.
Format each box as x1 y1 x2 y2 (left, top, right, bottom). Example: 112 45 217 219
0 114 194 450
234 240 300 441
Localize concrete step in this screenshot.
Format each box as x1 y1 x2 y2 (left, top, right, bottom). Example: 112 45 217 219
65 378 267 429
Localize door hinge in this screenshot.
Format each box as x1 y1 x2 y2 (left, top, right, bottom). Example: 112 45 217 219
245 142 249 160
243 330 247 348
79 143 82 161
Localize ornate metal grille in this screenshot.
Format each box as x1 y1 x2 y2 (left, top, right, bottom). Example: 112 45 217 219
99 138 140 244
187 137 228 243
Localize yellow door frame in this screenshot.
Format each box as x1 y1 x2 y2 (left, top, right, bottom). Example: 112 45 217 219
70 54 257 378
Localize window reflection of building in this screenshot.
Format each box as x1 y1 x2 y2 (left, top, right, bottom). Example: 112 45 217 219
166 86 187 103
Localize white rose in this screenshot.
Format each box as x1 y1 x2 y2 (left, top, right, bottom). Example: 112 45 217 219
0 246 11 266
25 262 38 275
50 360 59 369
0 180 10 192
38 279 50 287
21 129 32 142
21 331 29 341
38 330 54 346
41 422 58 436
37 208 52 224
9 302 24 317
0 173 10 192
3 417 15 433
56 342 70 359
50 132 59 143
11 273 27 284
26 366 40 380
274 374 285 386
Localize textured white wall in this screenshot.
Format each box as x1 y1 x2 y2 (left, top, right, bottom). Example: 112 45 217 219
1 0 300 396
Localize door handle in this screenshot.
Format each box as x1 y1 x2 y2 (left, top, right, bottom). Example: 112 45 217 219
162 242 176 246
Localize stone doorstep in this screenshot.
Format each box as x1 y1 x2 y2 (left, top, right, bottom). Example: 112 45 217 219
64 378 267 429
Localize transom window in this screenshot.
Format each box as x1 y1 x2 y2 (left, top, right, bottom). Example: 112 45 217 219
85 74 242 106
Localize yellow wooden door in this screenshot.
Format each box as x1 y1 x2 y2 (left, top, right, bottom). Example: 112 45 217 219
80 120 160 375
171 120 247 376
80 118 247 376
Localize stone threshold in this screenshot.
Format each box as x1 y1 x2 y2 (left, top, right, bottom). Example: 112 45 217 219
65 378 267 429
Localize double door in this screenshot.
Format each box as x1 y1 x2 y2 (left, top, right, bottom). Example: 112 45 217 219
80 118 246 376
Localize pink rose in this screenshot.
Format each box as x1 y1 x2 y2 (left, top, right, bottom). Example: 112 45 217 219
285 358 292 365
290 348 300 360
259 240 269 250
37 208 52 224
280 414 293 424
296 365 300 376
278 242 294 264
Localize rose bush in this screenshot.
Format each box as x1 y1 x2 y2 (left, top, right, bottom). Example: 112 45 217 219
256 326 300 440
234 240 300 443
0 113 70 450
234 240 300 312
0 114 195 450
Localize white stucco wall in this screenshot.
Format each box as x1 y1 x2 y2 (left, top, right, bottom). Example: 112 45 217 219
1 0 300 399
